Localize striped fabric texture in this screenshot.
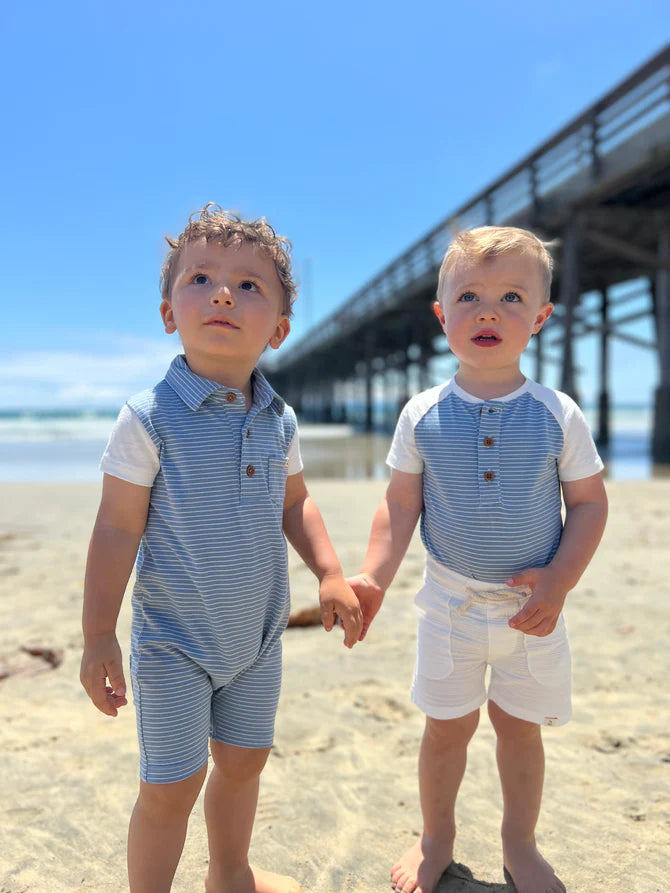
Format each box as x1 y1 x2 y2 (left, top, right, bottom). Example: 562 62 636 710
101 355 300 781
388 378 603 583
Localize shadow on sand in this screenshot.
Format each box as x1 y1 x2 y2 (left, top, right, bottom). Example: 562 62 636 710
436 861 512 892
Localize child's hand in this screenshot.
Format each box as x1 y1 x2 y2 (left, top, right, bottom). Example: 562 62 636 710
319 574 363 648
80 632 128 717
346 573 385 642
506 567 567 637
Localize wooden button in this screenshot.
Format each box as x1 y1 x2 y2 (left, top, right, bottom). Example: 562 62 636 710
225 392 236 403
246 428 251 438
246 465 255 477
483 437 494 447
483 470 495 481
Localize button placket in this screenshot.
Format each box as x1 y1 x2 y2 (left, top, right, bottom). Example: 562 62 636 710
240 442 262 501
239 403 258 496
239 406 266 503
241 424 257 496
477 402 503 504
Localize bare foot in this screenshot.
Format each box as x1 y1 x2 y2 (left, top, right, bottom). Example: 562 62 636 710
503 842 565 893
390 835 453 893
205 865 302 893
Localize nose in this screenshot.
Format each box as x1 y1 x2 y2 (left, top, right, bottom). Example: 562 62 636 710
476 302 499 322
211 285 234 307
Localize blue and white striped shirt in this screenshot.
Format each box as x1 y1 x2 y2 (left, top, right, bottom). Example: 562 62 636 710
387 378 603 582
101 354 302 680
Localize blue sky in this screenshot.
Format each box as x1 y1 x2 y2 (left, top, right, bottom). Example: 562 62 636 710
1 1 665 410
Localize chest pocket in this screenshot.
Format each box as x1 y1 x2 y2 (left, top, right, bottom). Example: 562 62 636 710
267 457 288 505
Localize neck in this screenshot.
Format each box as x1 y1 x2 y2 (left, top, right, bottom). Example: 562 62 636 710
454 364 526 400
182 350 255 408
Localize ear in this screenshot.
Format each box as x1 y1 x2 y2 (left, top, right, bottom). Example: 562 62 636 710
160 300 177 334
268 316 290 350
533 302 553 334
433 300 447 331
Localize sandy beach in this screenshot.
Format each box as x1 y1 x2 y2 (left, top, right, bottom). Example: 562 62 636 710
1 478 669 892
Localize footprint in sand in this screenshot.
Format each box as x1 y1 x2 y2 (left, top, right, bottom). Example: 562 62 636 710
351 683 414 723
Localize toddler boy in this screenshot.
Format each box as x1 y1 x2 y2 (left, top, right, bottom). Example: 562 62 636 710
80 204 362 893
349 226 608 893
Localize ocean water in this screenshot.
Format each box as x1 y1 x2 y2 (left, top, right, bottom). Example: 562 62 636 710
0 407 666 483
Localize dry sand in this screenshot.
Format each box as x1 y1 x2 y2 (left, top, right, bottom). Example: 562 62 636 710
1 479 669 892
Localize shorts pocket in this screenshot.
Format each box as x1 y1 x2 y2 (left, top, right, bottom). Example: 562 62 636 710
523 614 571 687
416 614 454 681
267 457 288 505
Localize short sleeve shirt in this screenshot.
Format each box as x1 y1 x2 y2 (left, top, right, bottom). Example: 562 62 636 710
387 378 603 582
100 354 302 680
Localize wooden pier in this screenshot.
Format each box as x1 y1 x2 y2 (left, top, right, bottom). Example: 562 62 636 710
265 46 670 463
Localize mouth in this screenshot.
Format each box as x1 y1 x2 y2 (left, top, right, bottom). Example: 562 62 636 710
205 319 239 330
471 331 502 346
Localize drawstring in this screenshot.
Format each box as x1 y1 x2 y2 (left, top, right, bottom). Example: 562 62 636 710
456 585 532 616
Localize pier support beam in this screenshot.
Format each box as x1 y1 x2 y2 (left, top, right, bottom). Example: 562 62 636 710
598 287 610 447
418 344 431 391
291 380 304 417
559 223 580 402
653 230 670 463
534 328 544 384
322 380 333 423
364 335 375 433
364 362 373 432
396 354 410 415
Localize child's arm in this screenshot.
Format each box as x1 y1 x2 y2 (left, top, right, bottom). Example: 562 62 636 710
282 472 363 648
507 472 608 636
348 469 423 640
80 474 150 716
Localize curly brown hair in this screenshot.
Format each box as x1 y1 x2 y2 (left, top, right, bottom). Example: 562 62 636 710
160 203 297 317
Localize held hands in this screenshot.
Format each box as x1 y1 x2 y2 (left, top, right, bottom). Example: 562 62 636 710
506 567 568 637
80 632 128 717
346 573 385 642
319 573 363 648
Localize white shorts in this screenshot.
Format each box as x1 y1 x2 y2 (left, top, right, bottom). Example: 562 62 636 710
411 558 572 727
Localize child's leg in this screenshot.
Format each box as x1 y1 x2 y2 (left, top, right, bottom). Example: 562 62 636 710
128 766 208 892
488 700 566 893
205 740 301 893
391 709 479 893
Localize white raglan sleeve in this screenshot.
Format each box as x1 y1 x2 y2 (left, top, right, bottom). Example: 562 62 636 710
286 426 303 476
386 399 425 474
99 404 160 487
557 398 604 482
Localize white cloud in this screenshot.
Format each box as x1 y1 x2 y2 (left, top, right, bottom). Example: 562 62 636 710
1 338 181 409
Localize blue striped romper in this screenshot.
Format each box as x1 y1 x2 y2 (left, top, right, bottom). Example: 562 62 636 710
101 355 301 783
388 377 603 726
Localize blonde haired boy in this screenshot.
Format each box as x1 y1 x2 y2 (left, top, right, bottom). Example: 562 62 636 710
80 204 362 893
349 226 607 893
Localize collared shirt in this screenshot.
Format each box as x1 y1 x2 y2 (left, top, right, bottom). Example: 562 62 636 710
100 354 302 681
387 377 603 583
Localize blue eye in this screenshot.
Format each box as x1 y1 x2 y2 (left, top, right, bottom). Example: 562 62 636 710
239 281 258 291
193 273 209 285
459 292 476 302
502 292 521 302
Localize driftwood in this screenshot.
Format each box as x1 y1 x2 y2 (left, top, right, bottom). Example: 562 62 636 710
287 606 322 628
0 645 64 680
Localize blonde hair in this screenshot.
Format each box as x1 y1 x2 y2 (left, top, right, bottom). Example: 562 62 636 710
438 226 554 301
160 203 297 317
